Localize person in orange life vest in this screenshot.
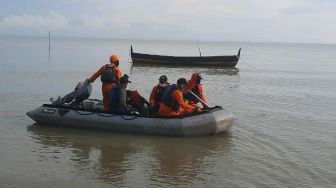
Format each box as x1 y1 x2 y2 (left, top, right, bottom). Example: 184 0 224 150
126 90 150 115
185 72 208 108
149 75 169 114
88 54 122 111
159 78 201 117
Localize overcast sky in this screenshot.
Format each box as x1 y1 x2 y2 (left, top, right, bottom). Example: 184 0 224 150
0 0 335 43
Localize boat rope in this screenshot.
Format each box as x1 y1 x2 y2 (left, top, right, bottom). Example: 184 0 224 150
73 109 139 120
74 110 95 115
62 104 220 120
120 115 138 120
96 113 118 117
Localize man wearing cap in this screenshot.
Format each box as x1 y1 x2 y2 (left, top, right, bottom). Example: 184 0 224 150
185 72 208 108
159 78 201 117
149 75 169 114
109 74 132 114
88 54 122 111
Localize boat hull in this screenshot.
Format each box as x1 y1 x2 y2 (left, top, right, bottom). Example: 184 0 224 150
27 105 233 137
131 47 241 67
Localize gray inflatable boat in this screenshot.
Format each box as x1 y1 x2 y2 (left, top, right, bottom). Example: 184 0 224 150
27 99 233 136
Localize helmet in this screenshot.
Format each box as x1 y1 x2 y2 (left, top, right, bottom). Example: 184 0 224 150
110 54 120 63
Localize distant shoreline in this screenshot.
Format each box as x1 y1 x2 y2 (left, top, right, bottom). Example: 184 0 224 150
0 34 335 46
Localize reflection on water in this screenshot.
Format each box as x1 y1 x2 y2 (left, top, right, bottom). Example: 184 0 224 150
130 65 239 76
27 124 232 186
149 135 232 186
202 67 239 76
96 139 136 184
27 124 136 186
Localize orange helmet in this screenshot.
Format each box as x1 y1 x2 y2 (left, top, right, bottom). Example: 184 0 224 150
110 54 120 63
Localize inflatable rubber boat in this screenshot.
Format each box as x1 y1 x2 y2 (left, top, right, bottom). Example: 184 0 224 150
27 99 233 136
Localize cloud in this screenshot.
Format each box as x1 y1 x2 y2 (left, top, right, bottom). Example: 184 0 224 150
0 11 70 30
79 15 107 29
0 0 336 43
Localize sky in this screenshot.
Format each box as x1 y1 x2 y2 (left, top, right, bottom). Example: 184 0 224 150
0 0 335 44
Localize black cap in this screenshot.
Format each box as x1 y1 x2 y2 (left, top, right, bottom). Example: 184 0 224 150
120 74 131 84
177 78 187 89
159 75 168 83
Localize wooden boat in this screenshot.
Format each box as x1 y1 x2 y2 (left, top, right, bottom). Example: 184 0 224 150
130 45 241 67
26 99 233 137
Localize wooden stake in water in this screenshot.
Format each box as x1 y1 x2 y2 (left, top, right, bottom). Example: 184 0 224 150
48 31 51 63
196 40 202 57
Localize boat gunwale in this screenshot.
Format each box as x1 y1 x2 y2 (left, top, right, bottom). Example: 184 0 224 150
131 52 239 60
130 46 241 67
130 46 241 59
41 104 224 119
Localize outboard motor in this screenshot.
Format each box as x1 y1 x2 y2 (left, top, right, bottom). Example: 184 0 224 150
52 79 92 106
74 79 92 103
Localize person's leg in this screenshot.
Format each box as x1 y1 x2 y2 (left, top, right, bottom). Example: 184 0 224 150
102 83 114 111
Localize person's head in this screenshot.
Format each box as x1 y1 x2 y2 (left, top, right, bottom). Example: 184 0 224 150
196 74 203 84
159 75 168 84
110 54 120 66
190 72 202 84
119 74 131 88
177 78 187 92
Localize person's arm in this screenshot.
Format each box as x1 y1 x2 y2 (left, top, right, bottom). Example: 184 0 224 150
173 90 195 113
115 67 122 80
88 65 105 82
198 85 208 108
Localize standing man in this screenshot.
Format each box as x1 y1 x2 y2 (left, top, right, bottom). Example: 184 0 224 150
88 54 122 111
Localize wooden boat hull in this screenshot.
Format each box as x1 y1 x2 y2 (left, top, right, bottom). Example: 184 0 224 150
131 46 241 67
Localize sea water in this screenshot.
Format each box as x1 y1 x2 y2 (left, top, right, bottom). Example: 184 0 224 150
0 36 335 187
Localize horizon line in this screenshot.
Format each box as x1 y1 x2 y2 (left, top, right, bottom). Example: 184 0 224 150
1 34 335 46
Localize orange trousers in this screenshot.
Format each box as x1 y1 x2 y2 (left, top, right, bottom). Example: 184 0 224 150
159 103 187 117
102 83 115 111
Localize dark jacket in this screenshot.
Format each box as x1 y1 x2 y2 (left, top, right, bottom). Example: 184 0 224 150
109 85 130 114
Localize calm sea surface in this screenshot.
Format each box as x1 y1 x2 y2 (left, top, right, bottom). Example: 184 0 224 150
0 36 335 188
